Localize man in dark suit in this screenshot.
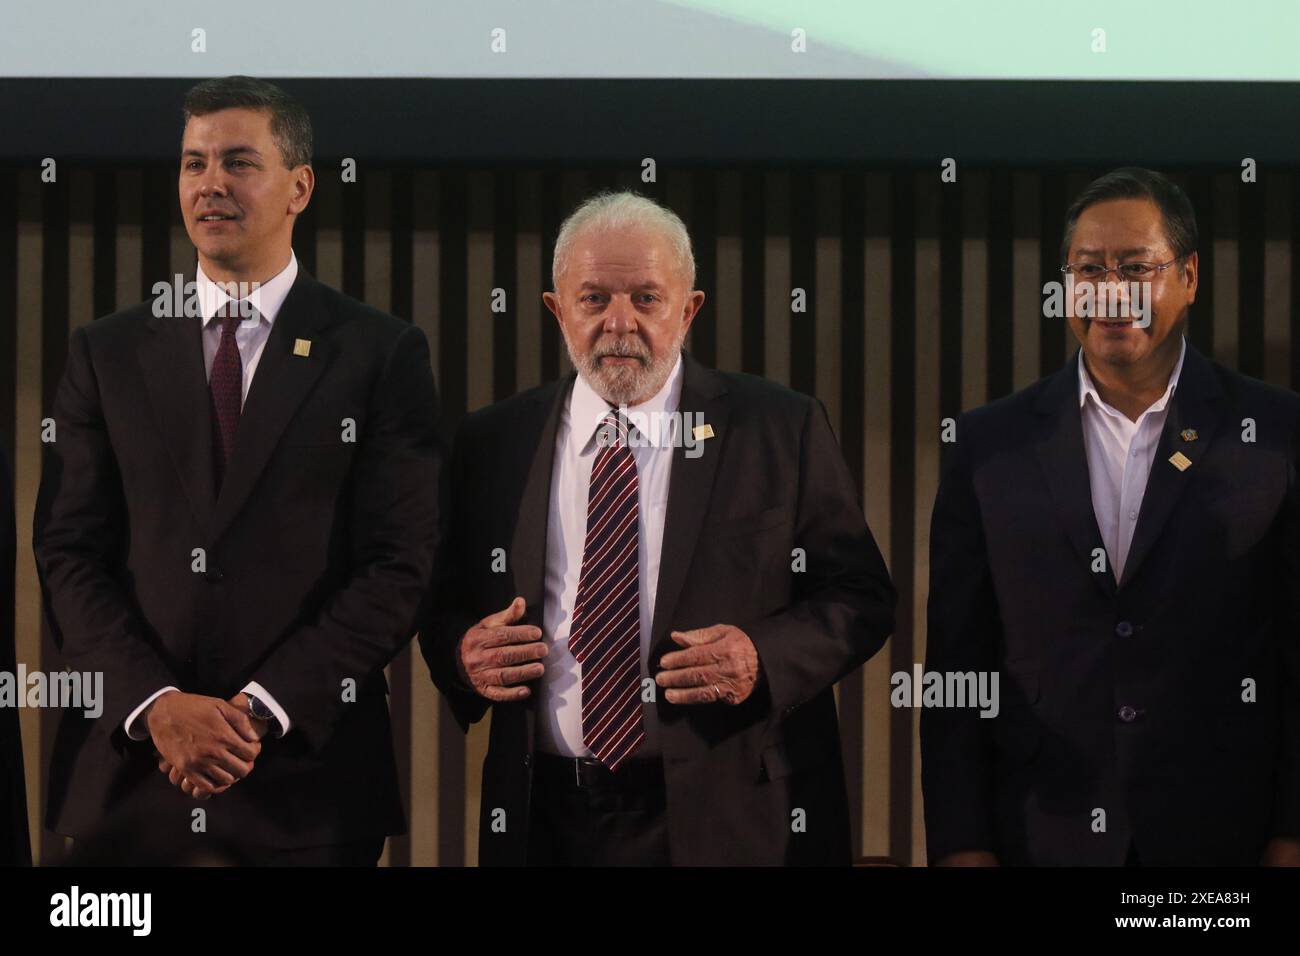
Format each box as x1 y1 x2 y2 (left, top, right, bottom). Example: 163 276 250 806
33 76 439 865
422 191 895 866
922 167 1300 866
1 447 31 866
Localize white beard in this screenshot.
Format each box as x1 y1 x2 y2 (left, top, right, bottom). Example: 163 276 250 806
565 330 686 406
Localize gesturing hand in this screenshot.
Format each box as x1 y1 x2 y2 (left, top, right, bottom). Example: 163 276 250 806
147 691 263 800
656 624 760 705
1261 837 1300 866
458 596 549 702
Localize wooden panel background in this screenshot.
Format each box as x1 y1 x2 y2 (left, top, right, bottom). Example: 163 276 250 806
3 165 1296 865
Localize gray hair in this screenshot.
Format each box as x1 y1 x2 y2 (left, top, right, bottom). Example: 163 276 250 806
552 191 696 290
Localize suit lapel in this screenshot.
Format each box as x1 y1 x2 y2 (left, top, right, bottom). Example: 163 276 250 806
509 376 571 752
1119 344 1224 588
648 353 731 661
209 271 332 542
510 378 571 625
1033 353 1117 598
138 301 216 534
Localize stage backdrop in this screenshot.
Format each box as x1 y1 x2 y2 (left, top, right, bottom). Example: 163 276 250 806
3 164 1297 865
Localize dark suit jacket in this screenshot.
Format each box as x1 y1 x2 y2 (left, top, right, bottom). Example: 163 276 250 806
922 343 1300 865
0 446 31 866
422 352 896 865
33 269 441 851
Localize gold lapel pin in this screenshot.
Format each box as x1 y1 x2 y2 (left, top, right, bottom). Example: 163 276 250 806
1169 451 1192 472
1180 428 1198 442
293 338 312 358
692 423 715 441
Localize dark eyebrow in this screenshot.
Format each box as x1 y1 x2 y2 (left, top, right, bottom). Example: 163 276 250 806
1072 246 1160 259
181 147 264 160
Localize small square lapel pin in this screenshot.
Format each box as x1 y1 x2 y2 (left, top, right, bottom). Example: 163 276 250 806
1180 428 1198 442
692 423 715 441
293 338 312 358
1169 451 1193 472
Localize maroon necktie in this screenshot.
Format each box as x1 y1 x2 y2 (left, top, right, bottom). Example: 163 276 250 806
208 301 244 492
567 410 646 771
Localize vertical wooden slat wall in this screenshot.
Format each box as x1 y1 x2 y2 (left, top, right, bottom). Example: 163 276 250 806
2 165 1294 866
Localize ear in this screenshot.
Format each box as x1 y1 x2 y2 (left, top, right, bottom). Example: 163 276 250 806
542 290 563 325
288 164 315 216
680 289 705 338
1180 250 1199 305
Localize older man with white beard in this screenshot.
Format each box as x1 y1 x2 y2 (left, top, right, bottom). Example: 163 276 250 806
421 191 895 866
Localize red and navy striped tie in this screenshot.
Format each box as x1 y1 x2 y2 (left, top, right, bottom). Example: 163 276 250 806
567 409 645 771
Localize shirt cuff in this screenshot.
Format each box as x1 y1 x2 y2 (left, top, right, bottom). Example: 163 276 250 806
124 686 181 741
242 681 291 737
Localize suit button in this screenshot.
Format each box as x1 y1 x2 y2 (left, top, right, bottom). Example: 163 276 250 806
1115 621 1134 637
1117 705 1138 722
523 754 532 769
204 569 224 583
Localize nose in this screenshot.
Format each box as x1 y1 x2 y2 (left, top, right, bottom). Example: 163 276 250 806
196 165 230 199
1095 272 1135 320
603 297 638 334
1105 273 1132 300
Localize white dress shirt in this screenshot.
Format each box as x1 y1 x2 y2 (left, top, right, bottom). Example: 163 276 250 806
1078 336 1186 583
536 354 684 758
123 253 300 741
197 252 298 406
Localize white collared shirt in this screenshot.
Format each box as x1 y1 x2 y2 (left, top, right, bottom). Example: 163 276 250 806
1078 337 1186 583
536 354 685 758
196 251 299 407
122 253 300 741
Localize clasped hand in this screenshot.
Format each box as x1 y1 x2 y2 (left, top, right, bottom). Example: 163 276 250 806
148 691 268 800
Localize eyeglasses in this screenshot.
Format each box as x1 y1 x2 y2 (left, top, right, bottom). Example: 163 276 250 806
1060 257 1183 282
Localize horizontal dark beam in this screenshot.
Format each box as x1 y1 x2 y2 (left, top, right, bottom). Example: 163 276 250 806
3 78 1299 166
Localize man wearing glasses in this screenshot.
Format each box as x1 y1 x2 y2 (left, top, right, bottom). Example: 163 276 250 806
922 167 1300 866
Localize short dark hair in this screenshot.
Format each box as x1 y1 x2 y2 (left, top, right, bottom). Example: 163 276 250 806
1060 167 1197 266
182 76 312 169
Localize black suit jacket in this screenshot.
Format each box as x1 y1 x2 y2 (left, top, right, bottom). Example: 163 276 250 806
422 352 896 865
922 343 1300 865
0 446 31 866
33 269 441 851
